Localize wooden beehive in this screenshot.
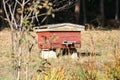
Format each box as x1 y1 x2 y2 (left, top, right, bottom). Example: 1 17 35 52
34 23 85 49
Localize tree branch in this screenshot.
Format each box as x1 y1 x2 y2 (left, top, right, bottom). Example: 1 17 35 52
3 0 13 30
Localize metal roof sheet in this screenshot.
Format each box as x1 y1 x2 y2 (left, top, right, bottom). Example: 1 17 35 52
34 23 85 32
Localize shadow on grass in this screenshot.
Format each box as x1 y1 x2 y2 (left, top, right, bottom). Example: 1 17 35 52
78 52 101 57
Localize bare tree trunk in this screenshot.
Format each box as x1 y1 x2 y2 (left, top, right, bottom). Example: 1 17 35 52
82 0 87 24
17 31 22 80
115 0 119 20
100 0 104 27
75 0 80 24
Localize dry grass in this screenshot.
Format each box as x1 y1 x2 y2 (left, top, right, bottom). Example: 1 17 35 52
0 29 120 80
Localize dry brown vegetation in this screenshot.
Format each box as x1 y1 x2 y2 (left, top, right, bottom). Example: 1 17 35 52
0 28 120 80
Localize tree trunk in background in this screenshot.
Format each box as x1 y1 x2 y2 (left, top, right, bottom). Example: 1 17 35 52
100 0 104 26
0 0 4 30
115 0 119 20
82 0 87 24
75 0 80 24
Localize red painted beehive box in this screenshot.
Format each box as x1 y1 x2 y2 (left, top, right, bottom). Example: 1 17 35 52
35 23 84 49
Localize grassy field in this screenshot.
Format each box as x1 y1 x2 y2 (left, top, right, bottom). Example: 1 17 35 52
0 28 120 80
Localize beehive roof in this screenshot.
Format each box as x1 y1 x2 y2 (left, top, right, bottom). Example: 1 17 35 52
34 23 85 32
